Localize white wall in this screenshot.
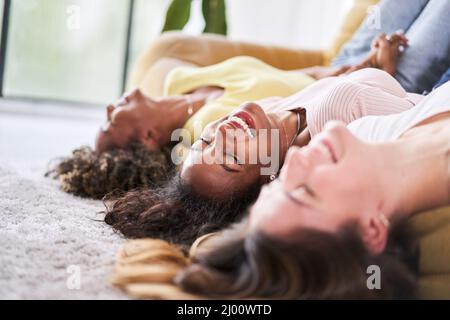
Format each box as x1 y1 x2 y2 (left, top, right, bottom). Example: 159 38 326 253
184 0 353 49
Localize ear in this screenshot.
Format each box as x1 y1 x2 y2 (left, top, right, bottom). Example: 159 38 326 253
137 128 158 150
359 214 388 256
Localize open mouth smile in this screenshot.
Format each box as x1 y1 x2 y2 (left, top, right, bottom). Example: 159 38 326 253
223 111 256 138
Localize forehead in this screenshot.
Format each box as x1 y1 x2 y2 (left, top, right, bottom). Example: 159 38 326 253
181 152 259 199
96 123 135 151
180 160 239 198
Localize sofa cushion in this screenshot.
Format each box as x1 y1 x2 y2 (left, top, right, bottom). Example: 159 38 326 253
406 205 450 299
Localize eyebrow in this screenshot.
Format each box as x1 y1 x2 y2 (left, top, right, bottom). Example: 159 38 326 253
190 146 240 173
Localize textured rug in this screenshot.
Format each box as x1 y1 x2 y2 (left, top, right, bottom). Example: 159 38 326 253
0 160 127 299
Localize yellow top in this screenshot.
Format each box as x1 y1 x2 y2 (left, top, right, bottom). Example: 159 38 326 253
163 56 315 144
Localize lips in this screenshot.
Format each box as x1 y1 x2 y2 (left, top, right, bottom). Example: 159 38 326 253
223 111 256 138
231 111 255 129
320 139 337 163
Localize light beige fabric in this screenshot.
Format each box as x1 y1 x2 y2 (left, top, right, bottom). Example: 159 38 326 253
406 205 450 299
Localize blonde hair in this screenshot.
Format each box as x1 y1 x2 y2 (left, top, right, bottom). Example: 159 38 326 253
111 233 220 299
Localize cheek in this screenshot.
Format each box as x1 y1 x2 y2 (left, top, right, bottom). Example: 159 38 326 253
311 166 365 210
186 149 209 166
95 132 109 152
205 118 226 134
204 123 216 134
237 139 259 165
256 132 277 160
309 166 350 200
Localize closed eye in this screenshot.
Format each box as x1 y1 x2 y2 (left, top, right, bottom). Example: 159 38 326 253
191 137 241 171
200 137 211 145
201 137 241 163
284 185 316 208
190 137 211 152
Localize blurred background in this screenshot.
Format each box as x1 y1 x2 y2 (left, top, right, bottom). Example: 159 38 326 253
0 0 351 164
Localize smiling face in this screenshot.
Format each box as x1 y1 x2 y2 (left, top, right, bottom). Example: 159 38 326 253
180 102 291 199
249 121 389 255
95 89 162 153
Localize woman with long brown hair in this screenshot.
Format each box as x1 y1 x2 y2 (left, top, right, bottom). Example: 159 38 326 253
104 64 422 247
110 80 450 299
51 34 416 250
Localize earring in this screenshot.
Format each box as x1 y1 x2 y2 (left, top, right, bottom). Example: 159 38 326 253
269 173 277 181
378 214 390 228
186 95 194 116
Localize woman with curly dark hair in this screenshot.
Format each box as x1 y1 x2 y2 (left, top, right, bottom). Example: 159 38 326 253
50 32 406 201
46 144 172 199
49 55 317 199
53 34 413 248
105 64 423 246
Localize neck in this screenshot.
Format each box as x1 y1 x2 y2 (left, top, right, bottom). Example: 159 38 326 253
374 123 450 223
151 87 224 139
161 95 196 130
268 110 302 155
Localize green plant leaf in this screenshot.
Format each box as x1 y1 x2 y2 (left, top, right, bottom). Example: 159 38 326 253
202 0 227 35
162 0 192 32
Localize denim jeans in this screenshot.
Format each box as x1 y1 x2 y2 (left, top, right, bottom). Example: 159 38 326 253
395 0 450 93
433 67 450 90
333 0 450 93
332 0 430 66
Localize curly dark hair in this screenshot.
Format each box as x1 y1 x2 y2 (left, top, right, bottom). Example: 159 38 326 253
47 144 173 199
104 175 261 250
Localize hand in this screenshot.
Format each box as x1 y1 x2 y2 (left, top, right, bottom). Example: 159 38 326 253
371 30 408 51
349 30 409 76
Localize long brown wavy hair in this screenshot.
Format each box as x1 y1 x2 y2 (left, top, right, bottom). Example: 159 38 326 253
111 218 418 299
47 144 172 199
104 175 261 250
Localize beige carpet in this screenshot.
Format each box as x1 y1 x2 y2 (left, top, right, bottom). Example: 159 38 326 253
0 101 127 299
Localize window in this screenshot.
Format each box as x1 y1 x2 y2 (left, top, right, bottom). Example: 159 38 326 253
1 0 349 105
2 0 170 105
0 0 4 36
127 0 171 81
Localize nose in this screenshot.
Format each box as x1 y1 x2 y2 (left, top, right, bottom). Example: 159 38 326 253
130 87 143 98
122 88 143 102
106 104 115 119
215 122 245 148
239 101 263 115
279 146 309 191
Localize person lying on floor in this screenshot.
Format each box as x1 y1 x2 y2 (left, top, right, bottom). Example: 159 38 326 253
104 65 425 247
49 32 406 199
111 80 450 300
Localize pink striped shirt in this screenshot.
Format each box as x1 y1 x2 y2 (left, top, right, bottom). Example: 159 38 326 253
261 68 424 137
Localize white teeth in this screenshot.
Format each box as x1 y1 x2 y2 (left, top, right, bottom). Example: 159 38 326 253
246 128 254 138
227 116 254 138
